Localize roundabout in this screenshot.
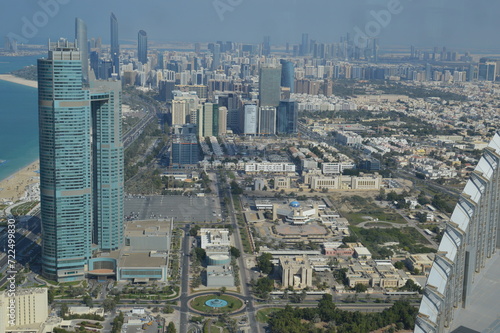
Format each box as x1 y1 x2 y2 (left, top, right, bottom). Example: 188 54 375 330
189 294 244 314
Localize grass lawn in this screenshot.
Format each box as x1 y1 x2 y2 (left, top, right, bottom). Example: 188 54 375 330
11 201 39 216
341 211 406 225
191 294 243 314
256 308 282 323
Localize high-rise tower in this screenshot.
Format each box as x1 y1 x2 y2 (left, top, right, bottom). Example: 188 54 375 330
89 79 124 251
110 13 120 76
38 39 92 282
75 18 89 83
280 59 295 93
38 39 124 282
138 30 148 65
415 133 500 333
259 64 282 108
277 99 298 135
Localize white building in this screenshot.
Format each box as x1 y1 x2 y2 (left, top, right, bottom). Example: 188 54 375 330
322 162 356 174
200 228 230 249
245 163 296 173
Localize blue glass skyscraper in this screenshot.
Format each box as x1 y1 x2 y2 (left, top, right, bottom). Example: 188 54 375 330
90 80 124 251
39 39 124 282
38 39 92 282
138 30 148 65
277 99 298 134
75 18 89 84
280 59 295 93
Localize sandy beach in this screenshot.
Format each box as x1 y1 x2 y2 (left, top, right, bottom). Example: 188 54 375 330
0 160 40 203
0 74 38 88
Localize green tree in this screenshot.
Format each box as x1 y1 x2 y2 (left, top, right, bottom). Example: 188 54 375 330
103 298 116 312
167 322 176 333
60 304 69 318
162 305 174 314
189 225 200 236
230 246 241 258
253 277 274 298
193 247 206 262
354 283 367 293
82 295 93 308
256 252 274 275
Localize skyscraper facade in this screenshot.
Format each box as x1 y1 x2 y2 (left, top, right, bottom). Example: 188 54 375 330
110 13 120 76
197 103 219 137
243 104 258 135
277 99 298 134
258 106 276 135
89 79 124 252
300 33 309 56
262 36 271 56
38 39 124 282
212 44 221 71
280 59 295 93
75 18 89 83
259 64 282 107
38 39 92 282
415 133 500 333
138 30 148 65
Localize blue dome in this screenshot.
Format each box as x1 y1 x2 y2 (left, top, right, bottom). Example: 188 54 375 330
290 201 300 208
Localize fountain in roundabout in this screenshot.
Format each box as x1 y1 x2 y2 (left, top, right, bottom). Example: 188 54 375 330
205 298 228 308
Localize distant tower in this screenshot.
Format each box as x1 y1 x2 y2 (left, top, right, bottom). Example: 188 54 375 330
259 64 282 107
263 36 271 56
211 43 221 71
280 59 295 93
300 33 309 56
75 18 89 83
110 13 120 76
277 99 298 135
138 30 148 65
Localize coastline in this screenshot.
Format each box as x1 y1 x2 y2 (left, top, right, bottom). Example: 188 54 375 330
0 160 40 203
0 74 38 88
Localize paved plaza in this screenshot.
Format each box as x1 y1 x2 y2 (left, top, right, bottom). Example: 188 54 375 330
124 195 220 223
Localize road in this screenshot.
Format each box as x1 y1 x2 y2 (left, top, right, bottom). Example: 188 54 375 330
179 225 191 333
217 173 259 333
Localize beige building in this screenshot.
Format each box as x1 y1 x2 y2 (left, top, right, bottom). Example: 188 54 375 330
0 288 48 333
279 256 313 289
171 100 189 126
405 253 435 275
218 106 227 135
274 176 291 189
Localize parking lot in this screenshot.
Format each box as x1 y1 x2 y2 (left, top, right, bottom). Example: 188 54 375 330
124 195 219 223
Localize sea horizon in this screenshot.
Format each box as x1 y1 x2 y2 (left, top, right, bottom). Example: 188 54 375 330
0 55 40 182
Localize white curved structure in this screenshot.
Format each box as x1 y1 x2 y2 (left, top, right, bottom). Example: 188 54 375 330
415 133 500 333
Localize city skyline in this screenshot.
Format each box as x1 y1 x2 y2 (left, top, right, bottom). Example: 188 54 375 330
2 1 500 51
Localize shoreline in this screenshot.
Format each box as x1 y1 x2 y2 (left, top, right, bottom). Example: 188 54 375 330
0 160 40 203
0 74 38 88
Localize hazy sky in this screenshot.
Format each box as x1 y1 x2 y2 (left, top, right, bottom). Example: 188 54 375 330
1 0 499 51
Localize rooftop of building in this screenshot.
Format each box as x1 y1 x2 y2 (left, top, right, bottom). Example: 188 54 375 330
125 220 171 237
119 252 167 268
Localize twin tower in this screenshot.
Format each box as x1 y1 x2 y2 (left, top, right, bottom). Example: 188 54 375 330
38 39 124 282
